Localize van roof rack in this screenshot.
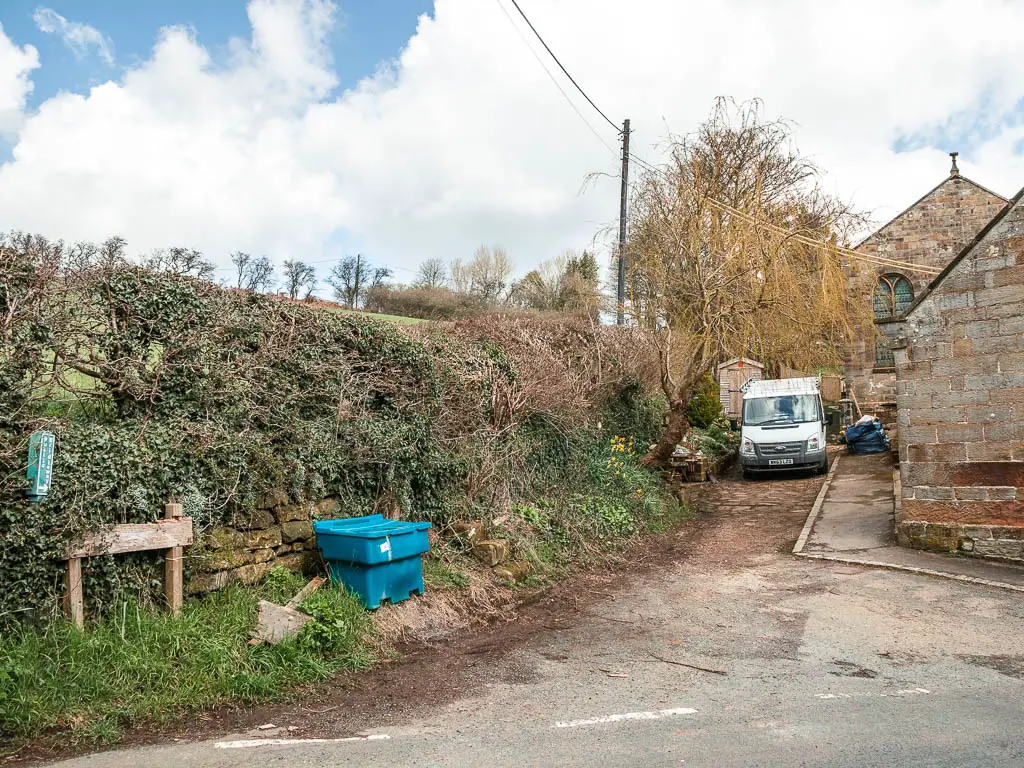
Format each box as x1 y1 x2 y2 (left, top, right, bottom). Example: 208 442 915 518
741 376 821 396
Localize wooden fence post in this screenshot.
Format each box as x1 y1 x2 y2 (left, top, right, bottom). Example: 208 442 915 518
164 503 184 616
65 556 84 630
62 513 192 628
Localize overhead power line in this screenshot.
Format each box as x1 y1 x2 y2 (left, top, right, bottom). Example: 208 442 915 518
496 3 936 288
627 151 941 277
506 0 620 134
493 0 616 155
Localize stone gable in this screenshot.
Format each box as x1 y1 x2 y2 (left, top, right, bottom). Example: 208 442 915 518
892 188 1024 559
846 173 1008 410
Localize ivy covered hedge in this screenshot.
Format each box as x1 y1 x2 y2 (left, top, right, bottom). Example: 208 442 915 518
0 234 665 625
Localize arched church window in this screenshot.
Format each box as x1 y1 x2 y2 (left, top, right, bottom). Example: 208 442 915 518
873 274 914 319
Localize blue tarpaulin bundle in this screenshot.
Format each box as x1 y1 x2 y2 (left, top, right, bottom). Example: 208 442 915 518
842 418 890 454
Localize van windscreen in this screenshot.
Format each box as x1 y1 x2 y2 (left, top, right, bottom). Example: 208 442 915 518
743 394 821 426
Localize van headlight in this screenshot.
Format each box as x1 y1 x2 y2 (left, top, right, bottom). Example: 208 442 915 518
806 435 821 452
741 438 756 456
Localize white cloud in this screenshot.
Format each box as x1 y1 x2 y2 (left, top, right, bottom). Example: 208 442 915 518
33 7 114 66
0 23 39 137
1 0 1024 285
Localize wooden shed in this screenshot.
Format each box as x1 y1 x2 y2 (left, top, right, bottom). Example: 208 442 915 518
717 357 764 419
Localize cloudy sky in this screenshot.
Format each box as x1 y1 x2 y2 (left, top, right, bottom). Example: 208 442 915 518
1 0 1023 290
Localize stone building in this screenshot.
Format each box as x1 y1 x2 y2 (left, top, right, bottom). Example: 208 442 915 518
846 155 1007 413
889 187 1024 559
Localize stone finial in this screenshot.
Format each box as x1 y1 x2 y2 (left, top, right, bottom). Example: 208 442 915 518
949 151 959 177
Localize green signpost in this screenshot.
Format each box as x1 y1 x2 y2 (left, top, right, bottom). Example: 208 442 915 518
26 430 55 502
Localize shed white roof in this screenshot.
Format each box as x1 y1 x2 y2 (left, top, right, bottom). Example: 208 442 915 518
717 357 764 370
742 376 820 398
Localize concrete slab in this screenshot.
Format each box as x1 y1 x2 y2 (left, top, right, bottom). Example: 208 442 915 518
796 452 1024 593
806 453 895 553
804 501 895 551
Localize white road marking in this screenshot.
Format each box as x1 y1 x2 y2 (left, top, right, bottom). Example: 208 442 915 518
215 734 390 749
816 688 930 700
553 707 698 729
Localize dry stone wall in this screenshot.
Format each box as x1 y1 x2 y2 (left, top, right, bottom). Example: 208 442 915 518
186 494 339 594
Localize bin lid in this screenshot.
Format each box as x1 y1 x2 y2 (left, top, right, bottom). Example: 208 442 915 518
314 515 431 537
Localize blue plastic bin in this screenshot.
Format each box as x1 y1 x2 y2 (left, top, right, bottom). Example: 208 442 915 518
313 514 431 565
313 514 432 609
325 558 425 610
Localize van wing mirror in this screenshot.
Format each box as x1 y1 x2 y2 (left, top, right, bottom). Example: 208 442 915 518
825 412 836 426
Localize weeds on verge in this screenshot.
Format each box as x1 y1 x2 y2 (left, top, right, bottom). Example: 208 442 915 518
0 568 371 747
422 558 471 590
502 434 691 576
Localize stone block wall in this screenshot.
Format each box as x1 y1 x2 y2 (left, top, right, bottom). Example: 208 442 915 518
845 174 1007 410
186 495 341 594
892 189 1024 560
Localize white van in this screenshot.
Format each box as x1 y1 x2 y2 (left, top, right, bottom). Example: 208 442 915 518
738 377 831 478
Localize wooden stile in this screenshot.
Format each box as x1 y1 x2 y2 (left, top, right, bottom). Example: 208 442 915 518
62 503 192 629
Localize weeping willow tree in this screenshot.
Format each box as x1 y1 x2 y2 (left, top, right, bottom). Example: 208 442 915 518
627 99 868 467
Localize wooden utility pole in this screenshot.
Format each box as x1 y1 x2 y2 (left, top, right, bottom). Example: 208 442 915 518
616 118 630 325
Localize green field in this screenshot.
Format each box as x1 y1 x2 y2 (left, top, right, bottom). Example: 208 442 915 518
319 307 424 324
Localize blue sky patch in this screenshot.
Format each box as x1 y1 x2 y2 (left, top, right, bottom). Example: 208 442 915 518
892 91 1024 158
2 0 433 107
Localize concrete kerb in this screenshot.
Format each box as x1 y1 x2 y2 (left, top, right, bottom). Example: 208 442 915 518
792 454 841 555
795 551 1024 594
792 453 1024 594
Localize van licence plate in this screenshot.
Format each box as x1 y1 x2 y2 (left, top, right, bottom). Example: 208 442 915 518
768 459 794 466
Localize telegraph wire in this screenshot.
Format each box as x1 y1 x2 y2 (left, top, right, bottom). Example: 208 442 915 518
495 3 938 281
506 0 620 134
494 0 616 156
626 150 941 276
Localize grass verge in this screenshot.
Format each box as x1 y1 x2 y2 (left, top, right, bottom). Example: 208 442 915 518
0 568 371 749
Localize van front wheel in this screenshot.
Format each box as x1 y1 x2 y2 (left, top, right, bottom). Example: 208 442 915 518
815 457 829 475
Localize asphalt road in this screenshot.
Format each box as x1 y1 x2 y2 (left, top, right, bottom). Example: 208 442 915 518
51 468 1024 767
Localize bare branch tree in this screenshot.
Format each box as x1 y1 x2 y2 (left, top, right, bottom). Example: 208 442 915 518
449 257 470 295
367 266 392 294
230 251 252 288
327 254 390 308
281 259 317 300
243 255 275 293
328 255 360 308
451 245 514 305
512 250 600 315
512 258 565 311
146 247 215 280
414 257 448 289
